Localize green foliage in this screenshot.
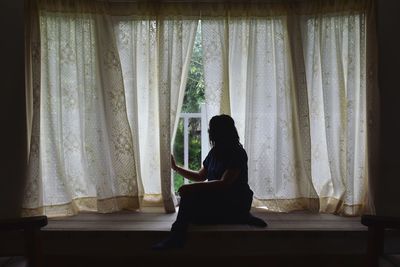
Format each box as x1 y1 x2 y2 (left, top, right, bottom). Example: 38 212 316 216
173 119 204 192
173 21 205 192
173 120 185 191
181 22 205 113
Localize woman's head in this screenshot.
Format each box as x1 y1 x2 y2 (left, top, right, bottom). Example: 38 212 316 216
208 114 240 148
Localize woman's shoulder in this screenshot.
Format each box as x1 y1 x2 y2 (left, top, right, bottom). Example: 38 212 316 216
225 145 247 167
234 145 248 160
207 147 216 157
203 147 215 166
205 145 247 162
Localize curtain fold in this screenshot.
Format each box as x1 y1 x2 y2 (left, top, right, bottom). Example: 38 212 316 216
157 19 198 212
115 17 198 212
300 12 368 215
201 20 231 122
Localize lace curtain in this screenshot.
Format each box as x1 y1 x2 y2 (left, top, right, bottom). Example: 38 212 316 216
24 0 197 216
201 3 376 215
114 17 197 212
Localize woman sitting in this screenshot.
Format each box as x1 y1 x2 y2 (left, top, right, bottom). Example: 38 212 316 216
153 114 267 250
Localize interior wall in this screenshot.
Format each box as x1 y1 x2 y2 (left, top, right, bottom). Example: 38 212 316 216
0 0 399 218
0 0 26 219
375 0 400 216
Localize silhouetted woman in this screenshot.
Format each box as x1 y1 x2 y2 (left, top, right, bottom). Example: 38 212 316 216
153 114 267 250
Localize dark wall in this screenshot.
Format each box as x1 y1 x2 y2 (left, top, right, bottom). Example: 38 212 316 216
0 0 26 219
376 0 400 216
0 0 399 218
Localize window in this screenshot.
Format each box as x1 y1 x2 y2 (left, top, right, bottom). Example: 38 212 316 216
25 1 374 216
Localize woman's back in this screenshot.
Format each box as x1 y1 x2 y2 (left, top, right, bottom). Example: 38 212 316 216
203 145 253 204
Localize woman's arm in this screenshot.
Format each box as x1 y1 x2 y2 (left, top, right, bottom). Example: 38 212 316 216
178 168 240 197
171 155 207 182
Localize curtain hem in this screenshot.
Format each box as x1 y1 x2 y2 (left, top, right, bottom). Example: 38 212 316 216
21 195 141 218
253 197 366 216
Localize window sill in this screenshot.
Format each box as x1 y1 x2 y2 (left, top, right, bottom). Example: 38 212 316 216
44 209 364 232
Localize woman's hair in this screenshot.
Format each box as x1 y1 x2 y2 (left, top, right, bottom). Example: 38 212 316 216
208 114 241 159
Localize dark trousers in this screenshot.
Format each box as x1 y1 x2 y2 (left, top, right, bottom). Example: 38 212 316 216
171 191 252 233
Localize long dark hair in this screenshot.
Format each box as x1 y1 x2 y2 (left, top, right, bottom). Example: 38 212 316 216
208 114 241 160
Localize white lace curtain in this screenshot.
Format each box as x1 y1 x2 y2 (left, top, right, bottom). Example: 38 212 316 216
24 0 197 216
114 18 197 212
24 0 377 217
201 2 377 215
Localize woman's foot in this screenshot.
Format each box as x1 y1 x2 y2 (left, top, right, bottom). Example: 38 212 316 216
247 214 268 227
152 232 185 250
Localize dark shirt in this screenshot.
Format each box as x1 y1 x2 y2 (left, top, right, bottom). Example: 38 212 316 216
203 145 253 200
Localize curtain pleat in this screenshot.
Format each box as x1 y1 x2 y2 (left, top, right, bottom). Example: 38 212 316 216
115 17 198 213
157 20 198 212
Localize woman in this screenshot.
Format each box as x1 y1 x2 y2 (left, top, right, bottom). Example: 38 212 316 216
153 114 267 250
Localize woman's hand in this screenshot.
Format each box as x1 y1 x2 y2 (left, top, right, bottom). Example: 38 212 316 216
171 155 207 182
171 154 178 171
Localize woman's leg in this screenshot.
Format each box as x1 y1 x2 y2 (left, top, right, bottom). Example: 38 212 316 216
171 193 200 232
219 192 268 227
153 193 203 250
184 192 250 225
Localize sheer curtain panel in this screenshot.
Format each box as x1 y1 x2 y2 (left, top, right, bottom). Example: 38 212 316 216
114 17 197 212
24 0 197 216
202 17 319 213
201 0 376 215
